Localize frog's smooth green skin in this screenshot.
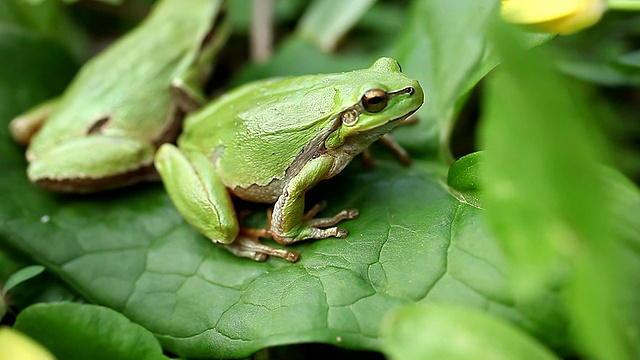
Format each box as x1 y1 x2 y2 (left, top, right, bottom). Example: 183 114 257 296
9 0 229 193
155 57 424 262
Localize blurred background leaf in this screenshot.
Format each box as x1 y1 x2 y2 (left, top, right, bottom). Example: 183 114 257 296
0 25 78 122
447 151 484 209
0 0 89 61
297 0 376 52
383 304 559 360
1 266 44 297
14 303 169 360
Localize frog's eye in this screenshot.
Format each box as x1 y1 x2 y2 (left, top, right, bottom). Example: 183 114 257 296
361 89 388 113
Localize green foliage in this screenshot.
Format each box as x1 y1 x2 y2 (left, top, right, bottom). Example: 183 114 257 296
297 0 376 51
481 21 640 359
0 0 638 359
383 304 559 360
447 152 483 209
2 266 44 298
14 302 168 360
0 0 88 61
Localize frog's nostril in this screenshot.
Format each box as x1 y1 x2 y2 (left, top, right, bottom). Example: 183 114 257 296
407 87 415 96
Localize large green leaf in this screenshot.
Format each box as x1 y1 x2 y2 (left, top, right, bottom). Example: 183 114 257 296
0 136 570 357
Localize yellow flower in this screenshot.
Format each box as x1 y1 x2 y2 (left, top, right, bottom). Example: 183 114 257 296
501 0 607 34
0 327 55 360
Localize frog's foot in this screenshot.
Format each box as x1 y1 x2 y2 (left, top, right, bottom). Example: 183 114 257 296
223 229 299 262
379 134 411 166
362 134 411 168
398 114 419 127
269 206 359 245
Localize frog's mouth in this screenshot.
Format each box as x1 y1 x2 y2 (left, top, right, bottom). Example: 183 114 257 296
395 105 420 122
379 105 420 133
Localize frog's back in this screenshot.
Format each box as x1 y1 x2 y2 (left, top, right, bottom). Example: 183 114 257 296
29 0 221 156
179 74 342 189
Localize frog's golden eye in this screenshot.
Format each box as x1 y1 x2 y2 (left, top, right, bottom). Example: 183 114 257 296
362 89 388 113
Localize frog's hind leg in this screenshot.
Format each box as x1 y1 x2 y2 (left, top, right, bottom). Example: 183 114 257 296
155 144 301 262
155 143 238 242
27 135 158 193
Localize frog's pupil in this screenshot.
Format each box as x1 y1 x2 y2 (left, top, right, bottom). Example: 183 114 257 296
369 96 383 104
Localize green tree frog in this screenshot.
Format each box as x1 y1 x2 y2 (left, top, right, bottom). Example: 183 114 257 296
9 0 228 192
155 57 424 262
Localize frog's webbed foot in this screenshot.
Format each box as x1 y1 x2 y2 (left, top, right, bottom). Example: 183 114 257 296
268 203 359 245
224 228 299 262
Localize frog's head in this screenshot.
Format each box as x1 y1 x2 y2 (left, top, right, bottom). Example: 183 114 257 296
326 57 424 149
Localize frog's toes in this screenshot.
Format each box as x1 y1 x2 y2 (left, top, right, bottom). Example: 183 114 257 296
302 201 327 221
224 233 300 262
273 222 351 245
345 208 360 219
335 228 349 238
308 208 359 228
268 208 359 246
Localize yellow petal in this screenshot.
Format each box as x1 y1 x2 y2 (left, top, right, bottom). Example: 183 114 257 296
502 0 582 23
0 327 55 360
501 0 606 34
540 0 607 34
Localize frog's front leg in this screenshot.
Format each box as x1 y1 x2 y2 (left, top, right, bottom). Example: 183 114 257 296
269 155 359 245
9 98 59 145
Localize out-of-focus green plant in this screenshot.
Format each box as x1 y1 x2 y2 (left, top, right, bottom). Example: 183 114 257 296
480 19 638 360
383 304 560 360
14 303 169 360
